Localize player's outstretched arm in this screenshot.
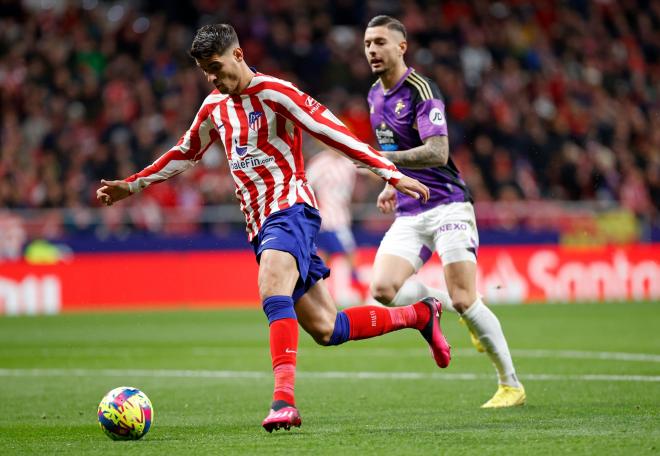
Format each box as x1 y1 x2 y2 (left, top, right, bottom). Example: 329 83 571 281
380 135 449 169
95 98 219 208
96 179 132 206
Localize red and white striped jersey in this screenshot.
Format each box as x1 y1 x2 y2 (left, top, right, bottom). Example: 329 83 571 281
124 72 402 240
306 150 357 230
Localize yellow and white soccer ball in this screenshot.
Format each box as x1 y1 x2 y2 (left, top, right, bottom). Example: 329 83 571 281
97 386 154 440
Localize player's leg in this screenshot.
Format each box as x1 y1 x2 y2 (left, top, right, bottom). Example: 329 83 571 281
434 202 524 407
370 208 457 312
296 276 450 368
443 256 525 407
370 214 428 305
257 248 303 431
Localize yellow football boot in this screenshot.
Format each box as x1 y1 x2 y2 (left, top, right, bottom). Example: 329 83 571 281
459 317 485 353
481 384 526 408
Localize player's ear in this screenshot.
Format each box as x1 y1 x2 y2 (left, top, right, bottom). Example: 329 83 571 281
399 40 407 56
232 47 244 62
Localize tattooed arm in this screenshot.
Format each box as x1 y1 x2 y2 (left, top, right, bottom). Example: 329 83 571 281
380 135 449 169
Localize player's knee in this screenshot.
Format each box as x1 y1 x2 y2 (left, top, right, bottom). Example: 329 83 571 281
370 282 397 305
450 289 472 313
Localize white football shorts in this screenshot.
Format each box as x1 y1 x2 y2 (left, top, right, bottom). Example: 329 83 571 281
377 202 479 271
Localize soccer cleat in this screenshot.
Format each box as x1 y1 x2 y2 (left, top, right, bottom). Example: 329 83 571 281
262 403 302 433
481 384 526 408
418 297 451 368
459 317 485 353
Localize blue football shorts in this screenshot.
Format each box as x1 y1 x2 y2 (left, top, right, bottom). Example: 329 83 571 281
251 203 331 302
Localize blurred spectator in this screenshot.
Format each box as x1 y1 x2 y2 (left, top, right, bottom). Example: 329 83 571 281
0 0 658 233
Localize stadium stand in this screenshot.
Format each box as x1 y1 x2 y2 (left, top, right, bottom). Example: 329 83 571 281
0 0 658 244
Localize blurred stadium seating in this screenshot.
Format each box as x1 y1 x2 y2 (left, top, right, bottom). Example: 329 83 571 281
1 0 658 235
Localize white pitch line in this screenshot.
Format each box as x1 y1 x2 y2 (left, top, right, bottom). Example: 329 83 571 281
189 348 660 363
0 368 658 382
509 349 660 363
3 347 658 364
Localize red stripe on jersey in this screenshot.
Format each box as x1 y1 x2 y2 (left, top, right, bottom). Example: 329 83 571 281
182 104 208 158
292 127 305 179
232 96 250 149
250 96 295 211
203 128 221 159
253 165 276 218
234 169 262 233
275 113 294 151
301 184 317 207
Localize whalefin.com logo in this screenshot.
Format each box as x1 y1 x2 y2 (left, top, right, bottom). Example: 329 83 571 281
229 155 275 171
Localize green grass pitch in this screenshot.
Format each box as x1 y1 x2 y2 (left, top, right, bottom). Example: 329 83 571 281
0 303 659 455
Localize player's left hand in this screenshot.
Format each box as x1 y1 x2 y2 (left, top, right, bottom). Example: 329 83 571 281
96 179 132 206
393 176 429 203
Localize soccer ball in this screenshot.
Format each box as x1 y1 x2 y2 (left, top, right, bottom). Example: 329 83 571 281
97 386 154 440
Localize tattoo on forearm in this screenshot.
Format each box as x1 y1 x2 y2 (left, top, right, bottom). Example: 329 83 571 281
382 136 448 169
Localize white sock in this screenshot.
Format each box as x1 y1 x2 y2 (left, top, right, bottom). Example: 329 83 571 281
462 298 520 387
390 281 457 313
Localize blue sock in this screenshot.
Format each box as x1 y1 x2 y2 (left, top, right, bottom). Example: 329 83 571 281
262 295 296 324
327 311 350 346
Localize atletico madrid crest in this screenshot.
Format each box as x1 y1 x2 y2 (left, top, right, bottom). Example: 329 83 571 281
249 111 263 131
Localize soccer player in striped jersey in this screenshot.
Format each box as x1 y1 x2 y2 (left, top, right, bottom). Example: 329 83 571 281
363 16 525 408
306 150 368 305
96 23 451 432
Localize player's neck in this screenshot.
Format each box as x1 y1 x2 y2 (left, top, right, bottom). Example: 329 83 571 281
235 64 256 94
379 64 408 92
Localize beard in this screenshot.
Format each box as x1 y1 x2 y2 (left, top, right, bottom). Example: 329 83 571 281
371 63 391 77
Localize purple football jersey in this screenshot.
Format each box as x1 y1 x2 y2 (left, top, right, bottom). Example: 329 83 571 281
368 67 471 215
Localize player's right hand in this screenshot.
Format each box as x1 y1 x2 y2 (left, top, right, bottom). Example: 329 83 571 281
377 185 397 213
96 179 132 206
393 175 429 203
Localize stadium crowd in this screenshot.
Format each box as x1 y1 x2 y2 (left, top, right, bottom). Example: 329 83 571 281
1 0 658 233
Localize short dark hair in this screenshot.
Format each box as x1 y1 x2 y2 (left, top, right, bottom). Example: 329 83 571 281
367 15 407 40
189 24 239 60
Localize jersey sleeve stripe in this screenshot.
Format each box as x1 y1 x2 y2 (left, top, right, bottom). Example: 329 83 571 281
261 91 401 183
252 78 400 178
407 72 433 100
409 72 433 99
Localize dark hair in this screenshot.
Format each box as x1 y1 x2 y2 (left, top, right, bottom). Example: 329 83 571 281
367 15 407 40
189 24 239 60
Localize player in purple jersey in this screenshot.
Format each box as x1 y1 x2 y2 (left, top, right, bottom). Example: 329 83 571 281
363 15 525 408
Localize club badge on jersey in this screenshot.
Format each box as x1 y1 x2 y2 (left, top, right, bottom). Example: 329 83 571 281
249 111 263 131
